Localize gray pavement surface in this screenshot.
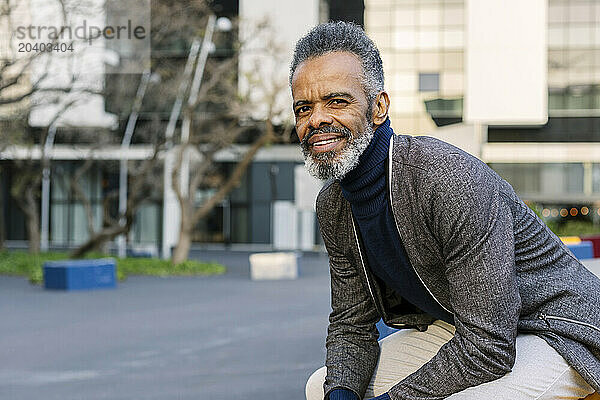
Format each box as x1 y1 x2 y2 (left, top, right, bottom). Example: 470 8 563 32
0 251 331 400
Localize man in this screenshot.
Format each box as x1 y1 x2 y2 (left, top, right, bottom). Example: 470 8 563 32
290 21 600 400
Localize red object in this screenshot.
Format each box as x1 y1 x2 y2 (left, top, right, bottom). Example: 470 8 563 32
581 235 600 258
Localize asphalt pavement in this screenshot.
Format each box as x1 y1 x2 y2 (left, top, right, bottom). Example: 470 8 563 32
0 251 331 400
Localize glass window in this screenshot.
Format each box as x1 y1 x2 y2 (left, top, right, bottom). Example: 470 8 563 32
133 203 159 243
548 26 566 48
366 0 397 7
488 164 540 193
442 5 464 26
442 29 463 48
548 3 567 24
70 203 90 244
390 72 418 93
548 88 566 110
565 163 584 193
548 50 565 70
418 6 441 26
50 204 68 244
417 30 440 49
594 25 600 47
365 9 392 30
565 49 595 69
394 6 416 26
392 94 419 113
541 164 564 195
568 25 593 47
395 29 417 50
443 51 463 70
593 163 600 193
395 52 417 70
370 30 392 50
419 72 440 92
230 206 248 243
51 166 69 201
568 2 593 23
566 85 593 109
548 70 568 88
593 50 600 69
568 70 594 86
440 72 463 95
418 52 441 70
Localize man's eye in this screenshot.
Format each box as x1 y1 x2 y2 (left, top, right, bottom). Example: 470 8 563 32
330 99 348 106
295 106 310 115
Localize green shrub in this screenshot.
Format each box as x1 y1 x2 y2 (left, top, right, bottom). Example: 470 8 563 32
526 203 600 237
545 220 600 237
0 251 225 285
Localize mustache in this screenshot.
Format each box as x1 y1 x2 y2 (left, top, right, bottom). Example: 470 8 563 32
300 125 352 150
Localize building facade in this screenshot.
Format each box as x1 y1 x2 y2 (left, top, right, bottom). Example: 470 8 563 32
365 0 600 227
4 0 595 254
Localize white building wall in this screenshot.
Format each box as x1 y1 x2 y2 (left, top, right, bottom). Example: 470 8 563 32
238 0 319 123
27 0 117 129
464 0 548 125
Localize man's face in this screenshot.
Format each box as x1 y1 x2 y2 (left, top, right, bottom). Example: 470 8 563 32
291 51 374 180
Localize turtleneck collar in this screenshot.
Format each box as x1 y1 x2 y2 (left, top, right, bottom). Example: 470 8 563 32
339 118 393 217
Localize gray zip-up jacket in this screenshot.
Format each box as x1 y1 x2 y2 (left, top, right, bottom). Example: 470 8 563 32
316 133 600 400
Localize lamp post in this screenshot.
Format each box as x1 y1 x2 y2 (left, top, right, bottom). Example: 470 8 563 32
40 123 57 252
161 15 231 259
117 69 160 258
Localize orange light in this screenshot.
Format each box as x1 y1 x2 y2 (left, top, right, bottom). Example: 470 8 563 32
582 207 589 215
542 208 551 217
570 208 578 216
551 209 559 217
560 208 568 217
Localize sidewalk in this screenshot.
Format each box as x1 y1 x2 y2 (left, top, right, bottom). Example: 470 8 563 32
0 251 331 400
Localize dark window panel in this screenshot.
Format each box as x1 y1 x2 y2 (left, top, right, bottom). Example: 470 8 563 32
489 117 600 142
329 0 364 26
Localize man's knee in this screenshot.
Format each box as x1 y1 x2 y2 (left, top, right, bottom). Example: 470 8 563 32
306 366 327 400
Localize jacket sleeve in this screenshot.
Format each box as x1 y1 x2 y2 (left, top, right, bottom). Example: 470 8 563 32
317 190 381 400
388 153 521 400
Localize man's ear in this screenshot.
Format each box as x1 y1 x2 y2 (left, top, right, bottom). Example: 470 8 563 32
372 91 390 127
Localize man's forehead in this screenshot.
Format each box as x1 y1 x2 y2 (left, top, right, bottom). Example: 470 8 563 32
291 51 364 93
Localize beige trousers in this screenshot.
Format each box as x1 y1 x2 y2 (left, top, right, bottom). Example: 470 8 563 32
306 320 595 400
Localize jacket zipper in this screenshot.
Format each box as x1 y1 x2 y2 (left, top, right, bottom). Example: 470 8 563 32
539 313 600 333
386 136 454 316
351 216 380 315
351 216 408 328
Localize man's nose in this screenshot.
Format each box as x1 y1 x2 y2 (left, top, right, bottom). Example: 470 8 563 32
307 106 333 130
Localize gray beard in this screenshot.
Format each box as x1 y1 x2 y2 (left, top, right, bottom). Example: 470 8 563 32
302 124 374 181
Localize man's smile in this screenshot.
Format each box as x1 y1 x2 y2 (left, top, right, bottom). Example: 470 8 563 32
310 135 346 153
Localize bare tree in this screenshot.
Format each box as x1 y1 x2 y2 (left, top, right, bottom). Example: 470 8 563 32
66 0 214 258
170 23 294 264
0 0 106 253
68 142 163 258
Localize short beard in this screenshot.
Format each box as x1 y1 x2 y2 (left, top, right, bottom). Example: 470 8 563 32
301 123 374 181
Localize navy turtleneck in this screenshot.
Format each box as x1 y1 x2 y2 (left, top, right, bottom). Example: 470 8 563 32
328 120 453 400
339 119 454 327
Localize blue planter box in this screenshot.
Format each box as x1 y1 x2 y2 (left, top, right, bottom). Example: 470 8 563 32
567 242 594 260
43 258 117 291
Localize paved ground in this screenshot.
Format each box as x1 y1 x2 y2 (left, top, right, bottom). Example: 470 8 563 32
0 251 331 400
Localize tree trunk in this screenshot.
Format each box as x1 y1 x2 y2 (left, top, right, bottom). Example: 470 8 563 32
24 185 40 254
27 210 40 254
0 169 5 250
172 224 192 265
70 224 128 259
172 202 192 264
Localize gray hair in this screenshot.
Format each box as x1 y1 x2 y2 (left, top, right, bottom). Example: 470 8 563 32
289 21 384 103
